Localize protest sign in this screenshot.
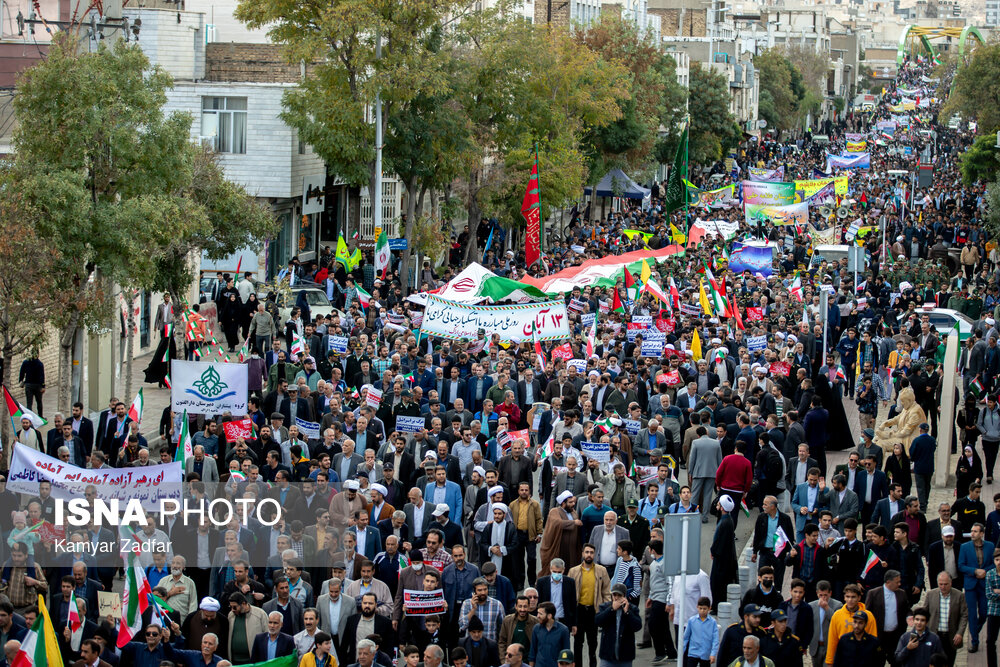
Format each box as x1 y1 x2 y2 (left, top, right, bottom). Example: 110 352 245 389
581 441 610 463
581 313 596 328
365 387 383 409
623 419 641 436
746 307 764 322
402 589 447 615
295 418 321 439
769 361 792 377
742 181 796 206
222 418 253 441
746 335 768 352
633 465 659 485
7 447 181 510
745 202 809 227
568 298 586 313
626 323 648 342
631 316 653 326
550 343 574 361
421 295 570 343
396 416 425 433
170 361 248 416
98 592 122 619
328 336 349 354
641 339 664 357
566 359 588 373
748 166 785 182
655 318 675 333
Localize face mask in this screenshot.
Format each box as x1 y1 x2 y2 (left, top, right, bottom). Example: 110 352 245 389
411 562 423 571
551 572 563 582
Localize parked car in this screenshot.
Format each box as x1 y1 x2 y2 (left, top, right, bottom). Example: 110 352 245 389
276 287 336 323
897 307 974 340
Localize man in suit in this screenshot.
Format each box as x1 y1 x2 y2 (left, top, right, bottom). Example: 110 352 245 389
684 361 719 394
515 369 542 418
347 510 383 561
790 468 829 541
92 397 119 460
251 611 296 663
70 638 111 667
687 427 722 523
827 474 859 534
382 436 416 489
186 445 220 486
957 522 995 654
603 375 638 418
68 403 95 456
751 495 796 588
441 366 467 411
445 399 474 430
316 577 355 656
588 511 631 570
263 577 305 636
341 594 394 665
536 559 577 631
377 510 411 551
925 502 966 555
465 365 495 415
872 483 906 531
809 581 843 666
403 487 437 549
926 572 968 666
100 402 131 459
279 386 314 425
785 443 818 492
855 453 889 524
50 420 89 468
542 370 578 412
551 455 588 512
928 525 964 590
864 569 911 665
424 467 463 519
332 440 366 488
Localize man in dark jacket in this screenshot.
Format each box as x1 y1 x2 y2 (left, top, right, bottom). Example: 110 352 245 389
250 612 296 663
832 610 883 666
594 585 641 666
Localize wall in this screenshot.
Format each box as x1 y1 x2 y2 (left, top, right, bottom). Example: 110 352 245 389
132 8 206 81
205 42 304 83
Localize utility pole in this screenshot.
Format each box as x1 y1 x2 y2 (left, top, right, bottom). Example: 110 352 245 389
374 27 383 245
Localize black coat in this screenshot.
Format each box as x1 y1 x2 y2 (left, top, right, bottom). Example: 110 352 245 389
536 575 578 627
341 613 395 665
458 635 500 667
710 514 738 604
594 602 641 663
250 633 296 664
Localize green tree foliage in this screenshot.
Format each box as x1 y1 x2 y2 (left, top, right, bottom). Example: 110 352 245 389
687 63 742 165
944 43 1000 133
960 133 1000 185
756 49 802 131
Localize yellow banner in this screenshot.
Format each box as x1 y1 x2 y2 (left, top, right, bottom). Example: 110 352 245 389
794 176 849 199
846 141 867 152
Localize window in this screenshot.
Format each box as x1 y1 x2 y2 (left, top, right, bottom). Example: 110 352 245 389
201 97 247 154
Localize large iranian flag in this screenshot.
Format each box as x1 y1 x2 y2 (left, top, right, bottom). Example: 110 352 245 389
12 595 63 667
374 229 391 277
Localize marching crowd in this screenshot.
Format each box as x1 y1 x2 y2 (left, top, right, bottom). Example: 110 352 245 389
5 53 1000 667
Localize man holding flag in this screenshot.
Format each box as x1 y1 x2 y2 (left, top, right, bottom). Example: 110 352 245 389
751 495 795 590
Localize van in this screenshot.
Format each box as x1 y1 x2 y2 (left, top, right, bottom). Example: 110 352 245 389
812 244 851 264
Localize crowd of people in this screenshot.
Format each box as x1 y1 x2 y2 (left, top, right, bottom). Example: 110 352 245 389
5 53 1000 667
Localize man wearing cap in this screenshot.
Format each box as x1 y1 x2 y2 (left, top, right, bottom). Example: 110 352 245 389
391 389 421 431
928 524 963 590
433 503 465 549
824 584 875 665
830 609 882 665
717 604 766 667
555 649 574 667
594 583 640 667
762 608 803 666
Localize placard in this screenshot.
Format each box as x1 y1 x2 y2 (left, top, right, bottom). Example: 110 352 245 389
568 298 586 313
550 343 574 361
222 418 253 441
769 361 792 377
746 307 764 322
654 318 674 333
421 295 570 343
328 336 349 354
631 316 653 326
170 361 249 416
402 589 447 615
641 339 664 358
365 387 383 409
623 419 641 436
396 416 425 433
98 592 121 620
295 418 321 439
626 323 647 342
747 335 768 352
566 359 588 373
581 313 596 328
581 440 610 463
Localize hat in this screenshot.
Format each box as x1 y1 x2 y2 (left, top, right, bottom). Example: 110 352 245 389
942 525 956 536
432 503 449 517
743 604 762 616
304 356 315 364
488 485 505 498
919 423 930 430
556 490 574 505
987 317 996 325
467 615 485 632
382 461 394 470
627 498 638 508
852 610 869 621
557 650 575 664
371 483 388 497
331 557 346 569
287 386 299 393
401 389 412 397
200 597 221 612
656 505 670 518
771 609 788 622
343 480 360 491
473 465 487 478
863 428 875 439
611 583 628 596
719 495 735 513
270 412 285 420
409 548 424 562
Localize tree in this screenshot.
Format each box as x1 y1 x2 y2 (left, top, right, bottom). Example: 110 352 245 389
784 45 828 122
944 43 1000 133
0 172 68 445
756 49 802 131
687 63 742 165
960 133 1000 186
236 0 461 247
13 35 204 409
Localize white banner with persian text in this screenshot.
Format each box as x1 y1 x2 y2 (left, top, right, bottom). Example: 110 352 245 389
420 295 571 344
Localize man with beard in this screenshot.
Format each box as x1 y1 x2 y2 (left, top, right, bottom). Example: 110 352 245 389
342 593 393 665
539 491 583 577
330 480 367 532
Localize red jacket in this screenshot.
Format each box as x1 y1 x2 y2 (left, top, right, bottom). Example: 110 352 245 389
715 453 753 492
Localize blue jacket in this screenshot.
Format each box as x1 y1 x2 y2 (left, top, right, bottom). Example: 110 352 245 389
347 525 383 560
424 480 463 519
120 641 178 667
527 620 571 667
442 562 481 613
909 434 936 476
594 602 642 662
790 483 830 538
958 540 996 593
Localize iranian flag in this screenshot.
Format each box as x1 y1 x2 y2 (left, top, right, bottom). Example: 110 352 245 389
668 277 680 312
117 544 152 647
532 321 546 374
2 385 47 429
586 317 597 358
67 591 81 632
127 388 144 425
175 410 193 465
398 553 411 569
773 526 792 557
374 229 391 277
356 285 372 309
643 278 671 306
237 339 250 363
861 549 881 577
290 333 305 359
790 275 803 302
835 366 847 382
740 498 751 517
11 595 63 667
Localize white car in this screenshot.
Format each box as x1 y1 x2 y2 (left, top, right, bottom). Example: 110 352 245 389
898 307 974 340
277 287 336 322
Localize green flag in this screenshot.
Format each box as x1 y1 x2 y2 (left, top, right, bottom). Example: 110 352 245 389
663 124 689 213
243 655 297 667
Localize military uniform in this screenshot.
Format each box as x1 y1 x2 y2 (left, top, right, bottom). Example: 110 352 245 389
762 628 804 667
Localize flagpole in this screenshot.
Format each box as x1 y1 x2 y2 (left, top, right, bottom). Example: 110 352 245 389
683 115 691 240
535 142 543 261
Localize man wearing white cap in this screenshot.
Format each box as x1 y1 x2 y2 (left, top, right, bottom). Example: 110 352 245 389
179 597 228 656
710 496 739 611
540 491 583 576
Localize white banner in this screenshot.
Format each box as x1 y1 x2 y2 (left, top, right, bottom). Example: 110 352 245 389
7 447 182 510
296 418 321 439
420 295 571 343
170 361 248 416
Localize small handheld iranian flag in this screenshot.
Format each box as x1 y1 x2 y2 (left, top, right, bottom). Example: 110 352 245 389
532 321 546 374
538 434 555 461
127 388 144 424
374 229 391 277
290 333 306 359
356 285 372 310
175 410 194 465
740 498 751 517
2 385 47 429
398 553 411 569
773 526 791 557
861 549 881 577
67 591 81 632
790 274 803 302
12 595 63 667
835 366 847 382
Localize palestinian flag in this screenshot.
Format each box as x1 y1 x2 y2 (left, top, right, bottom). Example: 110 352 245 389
773 526 791 557
623 267 639 300
740 498 751 517
861 549 880 577
969 377 985 399
127 388 144 425
612 289 625 314
2 385 47 429
538 433 555 461
175 410 193 465
67 591 81 632
147 593 173 627
532 321 546 374
11 595 63 667
117 536 153 647
703 264 728 315
356 286 372 309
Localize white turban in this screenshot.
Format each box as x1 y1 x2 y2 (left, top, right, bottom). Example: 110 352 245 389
719 495 735 513
200 597 221 612
371 483 388 497
488 485 504 497
556 490 574 505
473 466 487 478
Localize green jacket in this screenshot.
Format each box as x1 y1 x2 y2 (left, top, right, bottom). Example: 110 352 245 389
268 361 300 392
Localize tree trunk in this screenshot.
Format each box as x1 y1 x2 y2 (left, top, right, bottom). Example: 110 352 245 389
58 313 80 414
399 175 419 294
124 292 135 404
1 345 13 450
463 167 482 265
